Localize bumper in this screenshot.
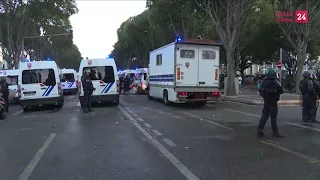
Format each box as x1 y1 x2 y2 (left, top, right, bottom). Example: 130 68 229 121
79 94 119 103
20 96 64 106
63 88 78 94
176 96 220 103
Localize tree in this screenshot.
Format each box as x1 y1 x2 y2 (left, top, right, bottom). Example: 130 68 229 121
272 0 320 94
197 0 254 96
0 0 78 67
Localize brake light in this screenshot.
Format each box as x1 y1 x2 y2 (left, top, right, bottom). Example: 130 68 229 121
58 82 62 95
40 83 45 87
116 80 119 92
178 92 187 97
215 69 219 81
100 80 104 84
78 82 82 94
76 80 79 87
177 67 181 80
17 85 21 98
213 91 220 96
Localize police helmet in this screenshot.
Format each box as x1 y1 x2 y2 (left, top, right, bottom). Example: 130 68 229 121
266 68 277 78
303 71 311 79
84 69 91 73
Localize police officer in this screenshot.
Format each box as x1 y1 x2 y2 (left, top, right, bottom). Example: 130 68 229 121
124 74 131 94
81 69 95 113
0 78 9 112
300 71 320 123
310 73 320 123
257 68 284 138
119 74 124 94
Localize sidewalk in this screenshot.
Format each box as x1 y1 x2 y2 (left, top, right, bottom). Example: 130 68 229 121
220 86 303 105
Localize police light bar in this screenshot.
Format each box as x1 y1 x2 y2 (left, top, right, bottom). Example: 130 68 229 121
175 38 222 46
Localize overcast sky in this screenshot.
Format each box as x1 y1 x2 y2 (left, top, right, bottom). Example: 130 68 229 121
70 0 147 59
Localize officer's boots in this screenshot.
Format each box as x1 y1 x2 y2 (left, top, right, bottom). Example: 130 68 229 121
271 120 284 138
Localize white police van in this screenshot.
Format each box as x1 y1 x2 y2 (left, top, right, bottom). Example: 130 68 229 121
78 57 119 106
0 69 19 103
18 61 64 111
59 68 77 94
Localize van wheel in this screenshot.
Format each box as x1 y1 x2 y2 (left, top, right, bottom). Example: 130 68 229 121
163 90 170 106
114 98 119 105
22 107 29 112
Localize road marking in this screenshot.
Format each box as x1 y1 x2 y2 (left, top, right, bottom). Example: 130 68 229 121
152 129 163 136
183 112 233 131
173 116 184 120
132 113 139 117
77 102 81 107
13 110 23 116
136 117 144 122
19 133 56 180
118 106 199 180
285 122 320 132
128 110 134 114
13 128 36 131
144 123 152 128
224 108 260 118
163 138 177 147
260 140 319 163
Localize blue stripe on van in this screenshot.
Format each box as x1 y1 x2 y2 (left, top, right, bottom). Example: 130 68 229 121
42 86 50 96
104 83 114 93
68 82 74 88
45 85 55 96
101 83 109 93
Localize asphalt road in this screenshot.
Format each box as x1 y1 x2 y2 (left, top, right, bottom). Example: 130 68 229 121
1 94 320 180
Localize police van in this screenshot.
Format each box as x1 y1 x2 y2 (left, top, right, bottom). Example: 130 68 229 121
77 57 119 106
59 68 77 94
0 69 19 103
17 61 64 111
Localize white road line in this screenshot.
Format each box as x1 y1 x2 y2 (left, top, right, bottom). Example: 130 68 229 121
183 112 233 131
77 102 81 107
132 113 139 117
13 128 36 131
128 110 134 114
136 117 144 122
19 133 56 180
163 138 177 147
118 106 200 180
144 123 152 128
13 110 23 116
260 140 319 163
285 122 320 132
152 129 163 136
224 108 260 118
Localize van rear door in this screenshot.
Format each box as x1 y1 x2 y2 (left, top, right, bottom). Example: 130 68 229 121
21 68 58 99
198 45 219 87
175 44 199 86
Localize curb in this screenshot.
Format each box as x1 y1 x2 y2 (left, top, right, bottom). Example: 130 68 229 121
220 96 312 105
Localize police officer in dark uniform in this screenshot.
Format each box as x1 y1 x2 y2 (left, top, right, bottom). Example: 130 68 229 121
119 74 124 94
300 71 320 123
124 74 131 94
0 78 9 112
257 68 284 138
81 69 95 113
310 73 320 123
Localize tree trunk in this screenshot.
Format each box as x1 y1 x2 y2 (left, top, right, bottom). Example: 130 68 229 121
226 50 236 96
295 42 306 95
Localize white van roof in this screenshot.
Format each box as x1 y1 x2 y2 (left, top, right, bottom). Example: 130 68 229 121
60 68 76 74
80 58 116 67
0 69 19 77
19 61 58 70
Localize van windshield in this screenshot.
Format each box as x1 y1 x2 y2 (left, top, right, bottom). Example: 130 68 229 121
61 73 75 82
22 69 56 86
82 66 115 83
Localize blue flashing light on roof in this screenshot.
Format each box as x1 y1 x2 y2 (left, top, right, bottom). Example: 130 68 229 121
107 54 112 59
86 57 89 59
46 57 52 61
176 36 184 42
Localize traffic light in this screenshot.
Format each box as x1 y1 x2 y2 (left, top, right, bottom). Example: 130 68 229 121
67 30 73 40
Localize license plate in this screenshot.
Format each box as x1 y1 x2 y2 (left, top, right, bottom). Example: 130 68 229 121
24 93 35 96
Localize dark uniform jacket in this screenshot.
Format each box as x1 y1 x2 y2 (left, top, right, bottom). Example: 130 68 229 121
81 74 94 93
259 77 284 103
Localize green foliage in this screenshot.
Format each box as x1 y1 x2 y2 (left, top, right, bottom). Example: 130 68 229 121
0 0 81 69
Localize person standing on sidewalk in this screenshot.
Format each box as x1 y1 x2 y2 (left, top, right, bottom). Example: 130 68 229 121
300 71 320 124
310 73 320 123
257 68 284 138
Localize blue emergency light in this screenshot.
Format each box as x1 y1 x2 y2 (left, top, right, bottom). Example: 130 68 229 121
107 54 112 58
176 36 184 42
46 57 52 61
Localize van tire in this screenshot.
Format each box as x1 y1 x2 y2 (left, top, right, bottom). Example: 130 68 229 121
114 98 119 105
163 90 170 106
22 107 29 112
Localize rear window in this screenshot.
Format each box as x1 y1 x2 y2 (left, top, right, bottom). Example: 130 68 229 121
202 50 216 59
3 76 18 86
22 69 56 86
82 66 115 83
180 50 195 58
61 73 75 82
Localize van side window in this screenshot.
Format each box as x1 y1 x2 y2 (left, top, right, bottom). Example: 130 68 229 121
180 50 195 58
156 54 162 66
82 66 115 83
5 76 18 85
202 50 216 59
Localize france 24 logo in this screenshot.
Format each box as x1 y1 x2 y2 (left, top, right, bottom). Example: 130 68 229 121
295 10 308 23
